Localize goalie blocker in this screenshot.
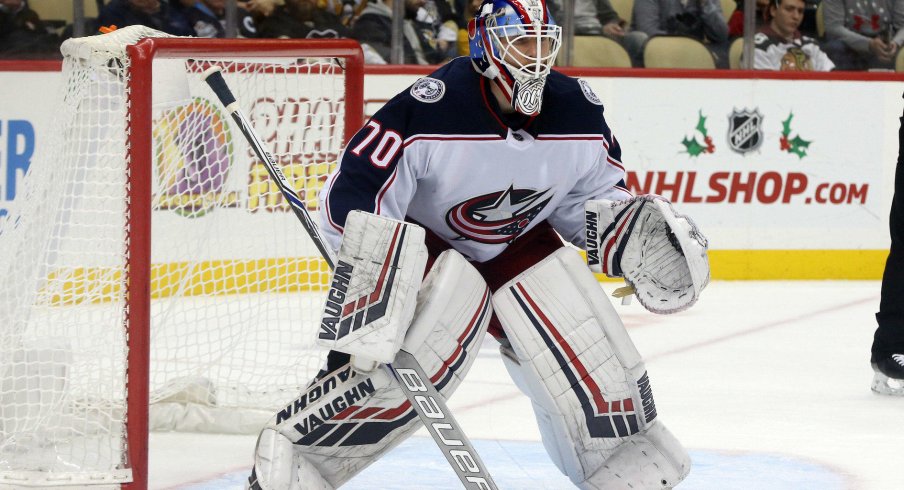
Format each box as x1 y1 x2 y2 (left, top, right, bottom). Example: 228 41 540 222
316 211 428 371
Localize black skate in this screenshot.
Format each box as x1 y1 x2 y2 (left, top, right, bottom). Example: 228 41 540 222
871 353 904 395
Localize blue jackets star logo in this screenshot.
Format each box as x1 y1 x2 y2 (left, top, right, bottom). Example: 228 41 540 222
445 186 553 244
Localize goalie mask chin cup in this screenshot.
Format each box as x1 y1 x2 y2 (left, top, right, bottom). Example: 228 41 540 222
468 0 561 116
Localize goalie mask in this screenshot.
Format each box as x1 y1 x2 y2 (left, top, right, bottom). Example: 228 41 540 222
468 0 561 116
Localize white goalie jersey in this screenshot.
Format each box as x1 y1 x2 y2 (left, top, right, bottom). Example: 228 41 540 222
319 57 632 263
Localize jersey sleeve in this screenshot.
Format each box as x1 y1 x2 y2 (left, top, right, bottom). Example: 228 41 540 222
547 120 633 249
318 101 419 252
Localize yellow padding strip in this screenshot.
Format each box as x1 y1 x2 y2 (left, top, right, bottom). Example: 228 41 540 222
705 249 889 280
42 250 888 305
42 258 332 306
589 249 888 281
151 258 332 297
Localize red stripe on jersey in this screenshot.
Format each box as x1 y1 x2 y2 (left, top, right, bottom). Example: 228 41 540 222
403 135 502 148
324 171 345 234
614 185 634 198
374 166 398 215
606 156 624 172
480 78 508 131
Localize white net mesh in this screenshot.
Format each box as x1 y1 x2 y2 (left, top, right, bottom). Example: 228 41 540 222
0 26 350 486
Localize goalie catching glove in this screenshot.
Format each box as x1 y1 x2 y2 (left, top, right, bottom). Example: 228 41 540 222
585 195 709 314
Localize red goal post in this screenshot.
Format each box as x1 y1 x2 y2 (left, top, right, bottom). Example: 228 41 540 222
0 29 363 490
125 37 364 490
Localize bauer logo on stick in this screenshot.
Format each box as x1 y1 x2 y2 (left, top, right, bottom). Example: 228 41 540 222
394 364 494 489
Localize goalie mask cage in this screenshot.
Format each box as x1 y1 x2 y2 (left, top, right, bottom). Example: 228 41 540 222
0 26 364 489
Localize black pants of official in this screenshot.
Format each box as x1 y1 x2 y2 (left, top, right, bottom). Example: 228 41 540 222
872 113 904 361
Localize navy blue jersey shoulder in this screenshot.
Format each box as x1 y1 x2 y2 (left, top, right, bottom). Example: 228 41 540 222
370 57 498 137
533 70 608 136
366 59 609 138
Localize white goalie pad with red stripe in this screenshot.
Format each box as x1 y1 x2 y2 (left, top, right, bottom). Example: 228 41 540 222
316 211 428 364
585 195 710 314
262 250 491 488
492 247 689 488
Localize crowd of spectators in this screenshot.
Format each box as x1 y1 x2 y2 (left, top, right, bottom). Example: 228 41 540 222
1 0 904 70
0 0 60 57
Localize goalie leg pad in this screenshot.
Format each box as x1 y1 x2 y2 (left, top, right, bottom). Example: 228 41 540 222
492 247 689 488
247 428 333 490
256 250 491 488
317 211 428 364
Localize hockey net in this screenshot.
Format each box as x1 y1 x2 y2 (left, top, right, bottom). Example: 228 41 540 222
0 26 364 487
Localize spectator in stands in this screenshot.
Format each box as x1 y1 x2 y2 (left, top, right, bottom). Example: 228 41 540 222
257 0 350 38
352 0 447 64
240 0 279 25
181 0 257 37
822 0 904 70
549 0 648 65
95 0 195 36
413 0 459 59
727 0 769 37
749 0 833 70
323 0 369 26
0 0 60 58
632 0 731 67
455 0 481 55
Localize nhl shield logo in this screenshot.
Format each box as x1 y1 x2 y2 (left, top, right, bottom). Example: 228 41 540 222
727 108 764 154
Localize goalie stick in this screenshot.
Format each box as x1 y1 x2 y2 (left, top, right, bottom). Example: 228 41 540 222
202 66 497 490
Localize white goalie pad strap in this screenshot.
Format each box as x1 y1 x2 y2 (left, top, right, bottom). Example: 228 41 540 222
317 211 428 364
492 247 688 488
263 250 491 488
586 195 710 314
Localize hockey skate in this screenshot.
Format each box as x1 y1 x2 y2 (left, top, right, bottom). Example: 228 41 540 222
871 353 904 395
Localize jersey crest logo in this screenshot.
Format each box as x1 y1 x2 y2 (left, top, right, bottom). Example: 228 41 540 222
445 186 553 244
579 79 603 105
410 77 445 103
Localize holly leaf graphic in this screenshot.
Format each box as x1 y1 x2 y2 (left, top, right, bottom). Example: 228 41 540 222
682 136 707 156
789 135 811 158
696 111 709 138
782 113 794 137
